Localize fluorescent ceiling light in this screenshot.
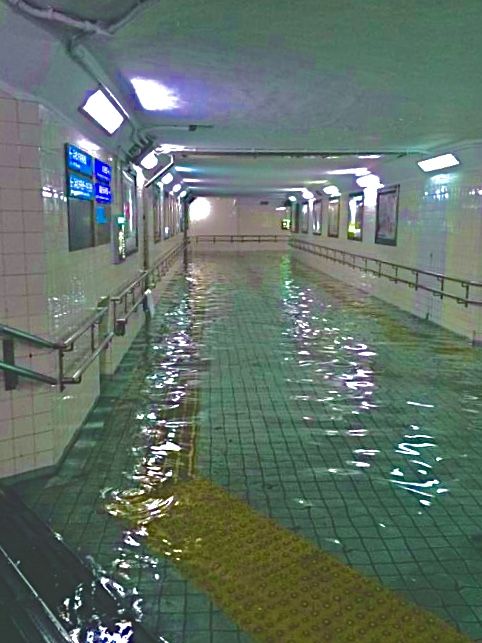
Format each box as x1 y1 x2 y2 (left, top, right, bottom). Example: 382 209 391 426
276 206 286 211
140 151 159 170
131 78 181 111
160 172 174 185
175 165 195 173
417 153 460 173
288 195 297 202
179 190 188 198
156 144 186 154
307 180 328 185
172 183 182 193
358 155 381 159
328 167 369 176
323 185 341 197
80 89 125 135
301 189 315 200
356 173 383 189
184 178 202 183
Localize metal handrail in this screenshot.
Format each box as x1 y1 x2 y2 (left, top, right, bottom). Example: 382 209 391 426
190 234 287 243
112 240 186 336
290 237 482 307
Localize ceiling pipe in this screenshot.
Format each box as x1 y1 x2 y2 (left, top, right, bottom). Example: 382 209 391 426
5 0 157 36
144 156 174 189
4 0 111 35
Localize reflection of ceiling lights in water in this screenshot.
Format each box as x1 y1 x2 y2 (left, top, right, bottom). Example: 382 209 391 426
189 197 211 222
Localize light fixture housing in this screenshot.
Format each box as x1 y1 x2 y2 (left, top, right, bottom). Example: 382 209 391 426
80 88 125 135
417 153 460 173
131 78 181 111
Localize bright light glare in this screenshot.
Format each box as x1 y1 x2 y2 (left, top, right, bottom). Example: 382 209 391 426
131 78 181 111
276 206 286 211
160 172 174 185
81 89 125 134
417 154 460 173
172 183 182 193
179 190 188 198
140 151 159 170
327 167 369 176
288 195 297 202
175 165 195 173
301 189 315 200
323 185 341 197
189 197 211 222
156 144 186 154
356 173 383 189
77 138 100 154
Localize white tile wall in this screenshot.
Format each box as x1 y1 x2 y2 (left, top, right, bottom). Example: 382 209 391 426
0 91 184 480
292 161 482 343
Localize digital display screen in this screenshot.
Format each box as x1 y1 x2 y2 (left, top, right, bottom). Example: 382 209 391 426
95 182 112 204
68 173 94 200
66 144 93 176
95 158 112 183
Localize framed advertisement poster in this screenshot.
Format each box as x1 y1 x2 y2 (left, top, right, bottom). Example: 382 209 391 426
312 200 322 235
347 192 364 241
376 185 400 246
327 198 340 238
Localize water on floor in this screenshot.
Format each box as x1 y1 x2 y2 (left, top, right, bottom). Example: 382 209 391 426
16 252 482 642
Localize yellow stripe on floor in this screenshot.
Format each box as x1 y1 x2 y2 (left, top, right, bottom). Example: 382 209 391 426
109 478 470 643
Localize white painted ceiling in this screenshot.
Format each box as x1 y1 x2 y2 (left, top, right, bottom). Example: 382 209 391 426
3 0 482 198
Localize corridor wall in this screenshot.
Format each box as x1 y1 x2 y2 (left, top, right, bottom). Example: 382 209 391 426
291 147 482 342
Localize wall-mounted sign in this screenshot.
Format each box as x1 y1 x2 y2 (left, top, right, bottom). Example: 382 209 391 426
95 158 112 184
95 182 112 204
68 173 94 200
66 144 93 177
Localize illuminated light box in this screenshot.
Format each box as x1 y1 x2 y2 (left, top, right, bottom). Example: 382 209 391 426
417 153 460 173
66 144 93 176
68 173 94 200
95 158 112 183
80 89 125 135
95 182 112 204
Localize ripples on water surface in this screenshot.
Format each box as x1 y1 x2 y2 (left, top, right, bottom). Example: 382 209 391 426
17 252 482 641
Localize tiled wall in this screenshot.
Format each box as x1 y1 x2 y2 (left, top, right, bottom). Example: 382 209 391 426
0 90 184 479
188 197 290 251
291 155 482 342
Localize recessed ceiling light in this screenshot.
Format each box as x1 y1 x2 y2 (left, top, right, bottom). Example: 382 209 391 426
184 178 202 183
417 154 460 172
172 183 182 193
80 89 125 135
140 151 159 170
276 206 286 211
288 195 297 202
179 190 188 198
131 78 181 111
358 155 382 159
327 168 369 176
323 185 341 197
160 172 174 185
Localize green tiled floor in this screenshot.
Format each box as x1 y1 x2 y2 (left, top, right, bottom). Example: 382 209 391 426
17 252 482 641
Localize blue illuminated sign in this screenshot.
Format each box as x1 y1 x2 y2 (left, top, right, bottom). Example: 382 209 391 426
95 159 112 183
95 182 112 204
66 144 93 176
68 173 94 200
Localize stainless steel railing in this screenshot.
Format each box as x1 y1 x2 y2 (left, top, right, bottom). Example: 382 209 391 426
189 234 288 243
290 237 482 307
0 241 186 390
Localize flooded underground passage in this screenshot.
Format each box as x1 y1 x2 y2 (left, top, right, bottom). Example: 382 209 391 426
6 251 481 642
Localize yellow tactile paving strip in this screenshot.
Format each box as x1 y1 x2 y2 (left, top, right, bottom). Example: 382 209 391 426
111 478 470 643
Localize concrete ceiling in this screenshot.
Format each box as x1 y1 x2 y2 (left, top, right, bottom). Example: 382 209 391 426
3 0 482 197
